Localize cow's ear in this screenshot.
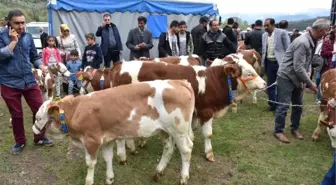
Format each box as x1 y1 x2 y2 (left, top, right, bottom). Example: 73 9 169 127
224 64 241 78
47 102 60 117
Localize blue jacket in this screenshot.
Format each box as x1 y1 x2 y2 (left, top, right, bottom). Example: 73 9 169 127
96 23 123 56
0 28 42 90
66 59 82 81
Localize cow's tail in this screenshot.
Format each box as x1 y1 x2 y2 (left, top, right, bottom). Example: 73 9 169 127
180 79 195 142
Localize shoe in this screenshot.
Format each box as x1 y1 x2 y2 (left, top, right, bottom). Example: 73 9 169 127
11 143 25 154
273 133 290 143
34 138 54 146
267 107 276 112
291 130 304 140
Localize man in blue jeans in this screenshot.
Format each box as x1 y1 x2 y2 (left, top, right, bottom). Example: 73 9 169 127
273 19 329 143
321 153 336 185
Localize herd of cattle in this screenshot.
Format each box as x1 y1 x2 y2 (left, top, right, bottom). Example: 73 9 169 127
28 49 335 185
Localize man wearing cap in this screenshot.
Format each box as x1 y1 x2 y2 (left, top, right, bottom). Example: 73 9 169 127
0 9 53 154
191 16 209 65
96 13 123 67
273 19 329 143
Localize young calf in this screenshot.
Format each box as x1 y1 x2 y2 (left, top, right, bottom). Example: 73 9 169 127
32 79 195 185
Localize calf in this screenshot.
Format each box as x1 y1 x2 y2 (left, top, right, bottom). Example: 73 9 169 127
312 69 336 147
135 54 201 66
32 68 55 101
32 79 195 185
110 54 266 162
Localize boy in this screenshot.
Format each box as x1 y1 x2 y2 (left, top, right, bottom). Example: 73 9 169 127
67 50 82 95
82 33 103 69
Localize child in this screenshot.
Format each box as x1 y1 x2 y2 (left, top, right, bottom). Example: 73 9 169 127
66 50 82 95
82 33 103 69
42 36 62 97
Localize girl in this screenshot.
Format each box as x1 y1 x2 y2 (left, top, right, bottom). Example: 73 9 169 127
42 36 62 97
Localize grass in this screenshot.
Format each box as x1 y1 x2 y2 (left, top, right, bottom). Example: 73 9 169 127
0 91 333 185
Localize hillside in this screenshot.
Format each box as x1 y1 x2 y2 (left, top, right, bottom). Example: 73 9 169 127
0 0 48 22
288 16 330 31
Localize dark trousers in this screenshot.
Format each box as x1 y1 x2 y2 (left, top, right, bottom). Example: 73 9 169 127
1 85 45 143
274 77 303 133
321 153 336 185
104 48 120 67
265 59 279 109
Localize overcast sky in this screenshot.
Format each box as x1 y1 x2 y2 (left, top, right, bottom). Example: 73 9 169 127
201 0 332 14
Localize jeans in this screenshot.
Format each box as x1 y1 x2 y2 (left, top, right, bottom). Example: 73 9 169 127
1 85 45 143
68 80 82 95
265 59 279 109
321 153 336 185
274 77 303 133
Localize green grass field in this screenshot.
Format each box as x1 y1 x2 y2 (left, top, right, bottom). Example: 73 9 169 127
0 92 333 185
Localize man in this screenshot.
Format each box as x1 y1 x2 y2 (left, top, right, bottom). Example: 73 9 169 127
274 19 329 143
222 18 238 49
39 27 48 48
244 20 264 56
178 21 193 56
96 14 122 67
0 10 53 154
191 16 209 61
262 18 290 111
126 16 153 60
0 17 8 32
279 20 289 30
158 20 180 57
290 28 301 43
201 20 236 63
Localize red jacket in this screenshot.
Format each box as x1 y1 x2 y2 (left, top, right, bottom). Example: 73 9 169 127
321 39 335 70
42 47 62 65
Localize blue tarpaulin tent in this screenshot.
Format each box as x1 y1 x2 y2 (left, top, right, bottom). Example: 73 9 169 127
47 0 219 60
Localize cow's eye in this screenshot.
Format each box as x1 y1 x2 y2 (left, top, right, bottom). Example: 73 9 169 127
247 73 252 77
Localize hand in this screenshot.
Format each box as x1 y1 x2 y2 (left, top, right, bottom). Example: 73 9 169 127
9 27 18 42
332 51 336 54
39 65 48 73
140 43 145 47
135 45 141 50
309 83 318 93
100 22 106 28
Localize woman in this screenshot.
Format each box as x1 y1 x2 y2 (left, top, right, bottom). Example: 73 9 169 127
321 30 336 71
56 24 81 95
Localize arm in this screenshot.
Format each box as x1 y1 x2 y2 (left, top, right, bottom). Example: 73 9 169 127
95 47 103 65
223 36 237 54
281 31 290 51
261 34 266 67
143 31 153 50
293 44 313 87
126 30 136 51
188 33 194 55
114 27 123 51
244 32 250 46
55 48 62 63
29 35 43 68
0 37 15 60
96 26 103 37
158 33 168 57
201 34 207 59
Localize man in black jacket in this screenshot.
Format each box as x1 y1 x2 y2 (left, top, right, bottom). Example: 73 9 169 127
244 20 264 56
158 20 180 57
222 18 238 49
201 20 236 64
39 27 48 49
191 16 209 58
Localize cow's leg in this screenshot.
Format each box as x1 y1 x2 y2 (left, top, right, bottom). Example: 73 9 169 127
84 139 100 185
116 139 127 165
252 90 257 104
202 118 215 162
102 142 114 185
231 100 238 113
153 134 175 181
312 111 325 141
138 138 147 148
174 133 193 185
125 139 138 155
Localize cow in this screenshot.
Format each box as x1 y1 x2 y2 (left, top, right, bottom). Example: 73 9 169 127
312 69 336 148
32 79 195 185
109 53 266 162
135 54 201 66
32 68 55 101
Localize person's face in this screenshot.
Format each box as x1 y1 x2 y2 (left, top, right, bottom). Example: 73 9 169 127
264 20 274 34
10 15 25 34
210 21 219 32
179 24 187 33
172 26 179 33
104 16 111 24
69 55 78 61
47 37 55 47
317 28 330 40
138 20 145 30
61 28 70 37
86 38 95 45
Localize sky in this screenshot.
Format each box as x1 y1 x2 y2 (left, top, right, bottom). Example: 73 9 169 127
200 0 333 14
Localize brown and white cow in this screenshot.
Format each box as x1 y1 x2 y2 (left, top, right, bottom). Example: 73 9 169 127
32 79 195 185
135 54 201 66
312 69 336 147
109 54 266 162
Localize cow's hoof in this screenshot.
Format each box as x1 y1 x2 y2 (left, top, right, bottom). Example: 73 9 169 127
139 141 147 148
119 160 128 165
106 177 114 185
130 150 138 155
232 107 237 113
205 154 216 162
180 177 189 185
153 171 163 182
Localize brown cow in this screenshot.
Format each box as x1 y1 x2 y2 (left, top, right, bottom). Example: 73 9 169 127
32 79 195 185
312 69 336 147
109 54 266 162
135 54 201 66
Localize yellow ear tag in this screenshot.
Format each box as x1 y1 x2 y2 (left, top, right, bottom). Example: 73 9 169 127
78 75 83 81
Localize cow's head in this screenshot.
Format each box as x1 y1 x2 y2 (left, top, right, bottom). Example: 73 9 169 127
322 98 336 148
33 100 66 140
32 68 46 92
48 63 71 77
224 54 266 93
